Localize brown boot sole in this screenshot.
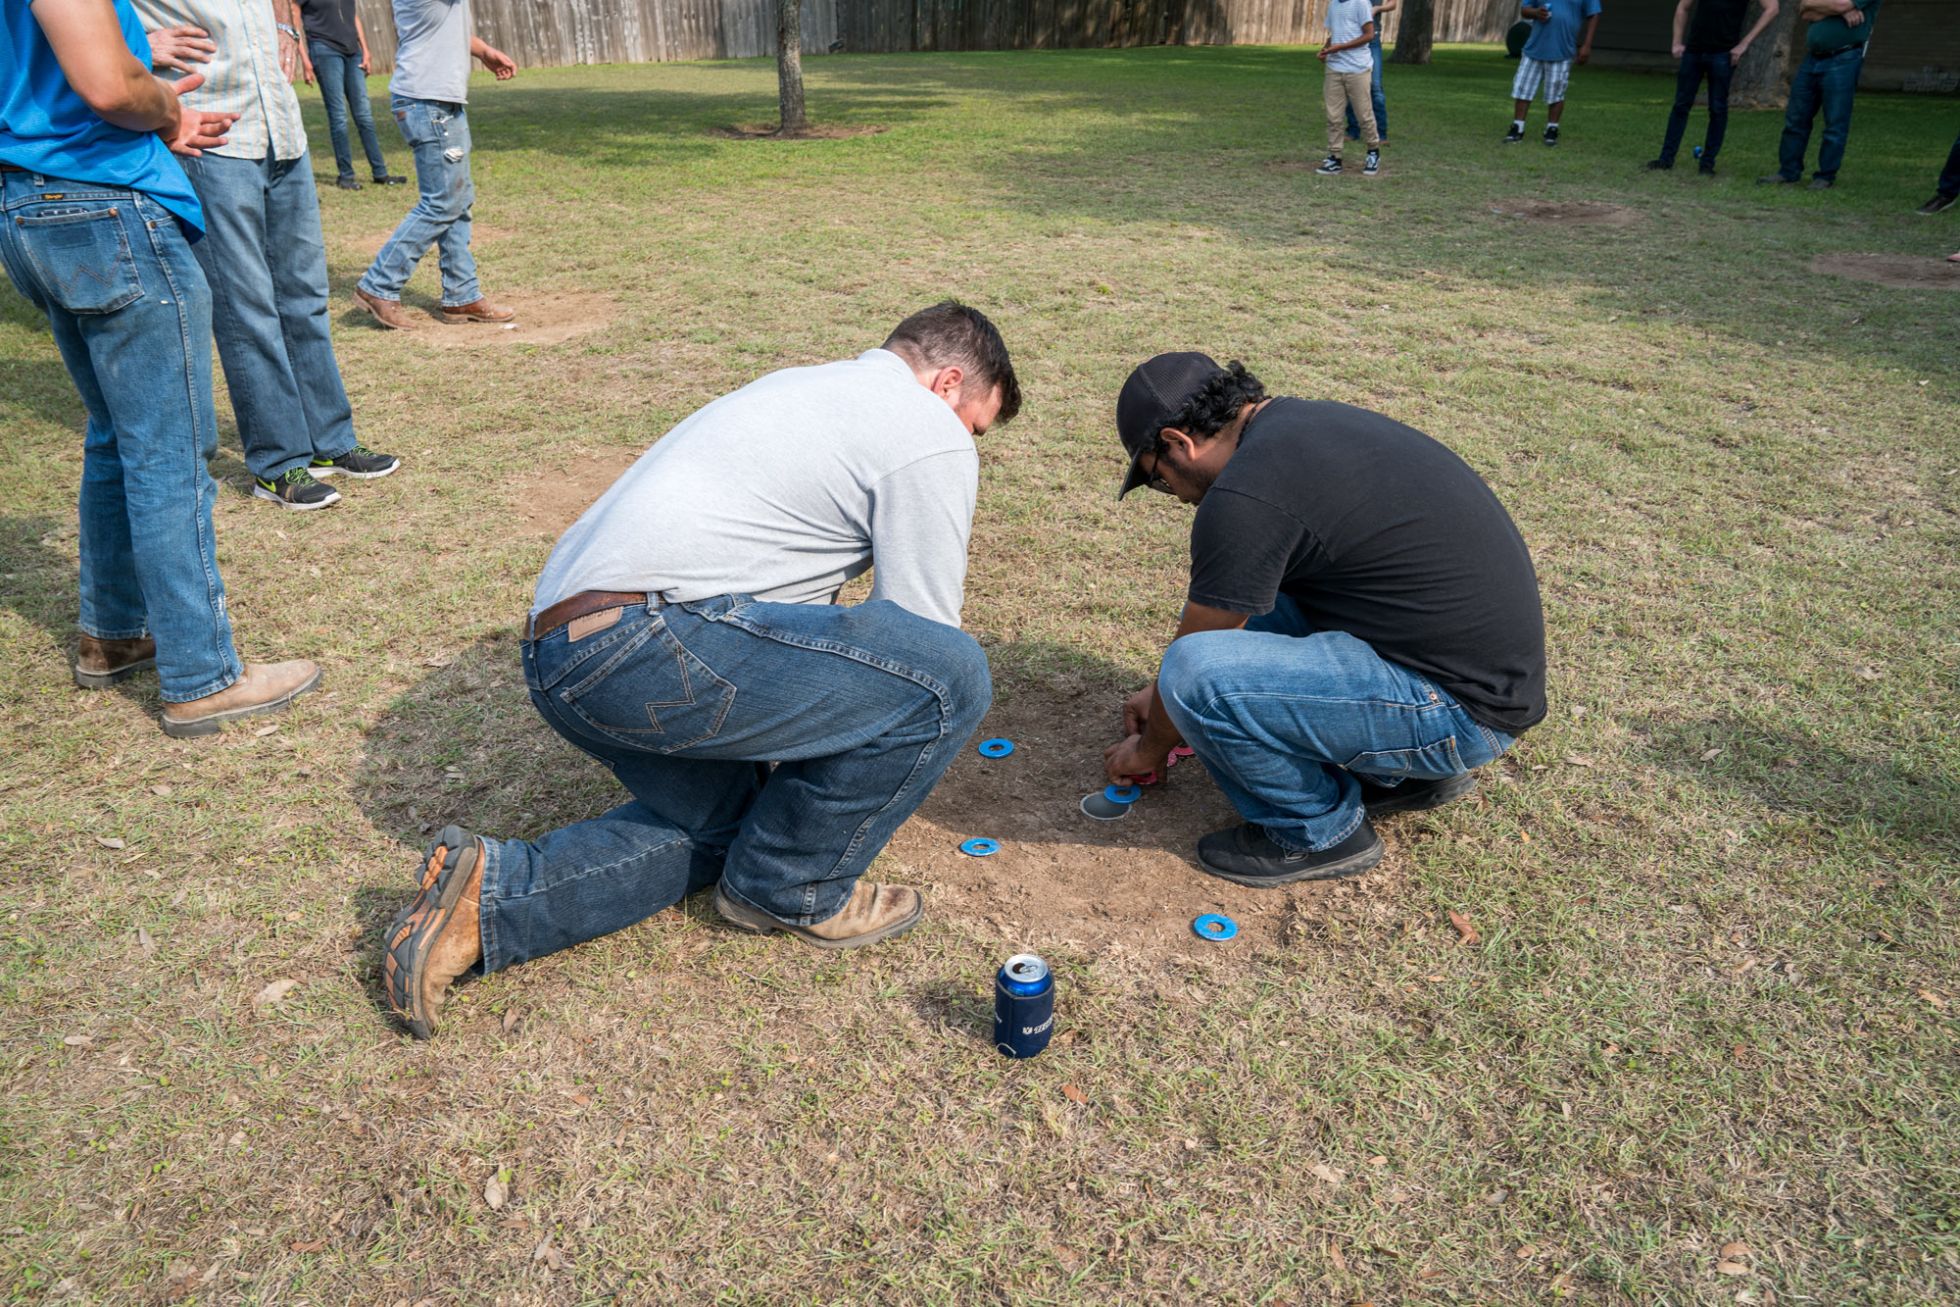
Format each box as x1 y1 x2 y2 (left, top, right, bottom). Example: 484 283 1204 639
383 826 482 1040
713 886 922 950
439 310 515 325
159 665 321 739
74 656 156 690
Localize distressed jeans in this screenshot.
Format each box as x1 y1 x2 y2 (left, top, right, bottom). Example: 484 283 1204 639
1158 596 1514 853
477 596 992 974
178 149 359 481
0 170 242 701
358 97 479 306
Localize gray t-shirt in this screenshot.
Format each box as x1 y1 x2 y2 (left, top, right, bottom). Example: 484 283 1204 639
1324 0 1376 73
390 0 472 103
533 349 980 629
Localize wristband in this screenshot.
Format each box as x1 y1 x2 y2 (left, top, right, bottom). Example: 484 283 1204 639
276 22 300 38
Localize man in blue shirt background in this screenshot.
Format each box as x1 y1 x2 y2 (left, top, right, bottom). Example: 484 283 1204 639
1504 0 1603 147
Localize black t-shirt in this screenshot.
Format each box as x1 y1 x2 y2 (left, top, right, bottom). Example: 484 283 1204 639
1686 0 1749 52
1185 399 1548 734
296 0 362 56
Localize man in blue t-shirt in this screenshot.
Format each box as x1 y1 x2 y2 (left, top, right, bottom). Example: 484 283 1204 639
0 0 318 736
1757 0 1880 189
1503 0 1603 147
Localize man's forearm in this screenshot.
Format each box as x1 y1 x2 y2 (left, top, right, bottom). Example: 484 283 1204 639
1672 0 1692 45
34 0 180 132
1742 0 1779 42
1799 0 1851 18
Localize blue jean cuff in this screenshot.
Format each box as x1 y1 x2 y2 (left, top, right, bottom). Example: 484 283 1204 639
79 623 151 641
159 665 241 705
477 834 505 974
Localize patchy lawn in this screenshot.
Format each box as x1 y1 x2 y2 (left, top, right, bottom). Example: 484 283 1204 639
1 45 1955 1304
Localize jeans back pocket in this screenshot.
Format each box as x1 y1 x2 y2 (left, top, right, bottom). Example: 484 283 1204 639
557 619 737 754
13 205 144 315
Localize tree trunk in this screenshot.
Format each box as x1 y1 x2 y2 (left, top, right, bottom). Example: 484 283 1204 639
1390 0 1433 65
776 0 807 134
1730 5 1802 109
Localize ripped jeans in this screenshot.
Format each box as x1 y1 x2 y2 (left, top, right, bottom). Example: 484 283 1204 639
1158 596 1516 852
357 96 479 307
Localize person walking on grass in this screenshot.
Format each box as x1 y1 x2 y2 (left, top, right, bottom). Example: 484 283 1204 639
1316 0 1382 177
294 0 406 190
1912 129 1958 215
2 0 319 736
1102 354 1545 886
1505 0 1602 147
135 0 403 511
352 0 517 330
1646 0 1779 176
1344 0 1396 147
1757 0 1879 191
382 303 1020 1040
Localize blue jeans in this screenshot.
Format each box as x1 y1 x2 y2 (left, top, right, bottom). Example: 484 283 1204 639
358 97 479 307
1158 596 1513 853
0 171 242 702
1659 49 1733 166
1938 131 1960 199
308 41 391 182
1344 35 1389 140
478 595 991 973
177 150 359 482
1777 47 1864 182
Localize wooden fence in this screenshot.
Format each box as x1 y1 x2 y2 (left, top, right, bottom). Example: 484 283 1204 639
354 0 1518 72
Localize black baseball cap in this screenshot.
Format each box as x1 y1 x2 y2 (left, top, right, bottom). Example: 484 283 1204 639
1115 351 1224 499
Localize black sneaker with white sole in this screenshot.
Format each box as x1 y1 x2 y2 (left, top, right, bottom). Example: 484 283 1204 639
1917 193 1957 215
1195 820 1383 887
1315 155 1343 176
1359 772 1478 817
1363 149 1381 176
1543 125 1560 147
254 467 341 510
1503 124 1525 144
310 443 402 479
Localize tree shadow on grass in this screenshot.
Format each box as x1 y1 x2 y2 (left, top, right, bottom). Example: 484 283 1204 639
0 512 77 674
1631 711 1959 858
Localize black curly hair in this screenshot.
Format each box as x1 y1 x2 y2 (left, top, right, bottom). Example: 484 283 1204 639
1163 360 1266 442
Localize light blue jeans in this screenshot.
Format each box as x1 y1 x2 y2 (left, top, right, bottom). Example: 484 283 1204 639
0 170 242 701
1159 596 1513 853
178 149 358 481
477 595 992 973
358 97 479 307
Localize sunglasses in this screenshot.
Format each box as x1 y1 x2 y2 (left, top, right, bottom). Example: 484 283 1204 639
1140 448 1174 496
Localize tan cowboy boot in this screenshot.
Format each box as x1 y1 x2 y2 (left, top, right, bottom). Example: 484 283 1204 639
440 297 516 324
714 880 923 950
352 286 416 330
74 634 156 689
383 826 485 1040
159 660 320 738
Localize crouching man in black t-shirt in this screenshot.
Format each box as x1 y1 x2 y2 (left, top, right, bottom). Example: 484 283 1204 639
1103 353 1548 885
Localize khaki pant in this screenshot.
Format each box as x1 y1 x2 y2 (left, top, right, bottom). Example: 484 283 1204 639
1325 68 1380 157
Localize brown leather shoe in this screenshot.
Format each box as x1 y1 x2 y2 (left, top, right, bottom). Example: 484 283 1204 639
440 297 515 324
353 285 415 329
74 634 156 689
714 880 923 950
383 826 485 1039
159 659 321 738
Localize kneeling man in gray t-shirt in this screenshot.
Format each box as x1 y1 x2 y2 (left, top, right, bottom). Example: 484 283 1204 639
383 302 1020 1039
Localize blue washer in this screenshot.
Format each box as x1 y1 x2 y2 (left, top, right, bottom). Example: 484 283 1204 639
1192 913 1239 941
1104 784 1142 805
978 738 1015 758
959 837 1000 857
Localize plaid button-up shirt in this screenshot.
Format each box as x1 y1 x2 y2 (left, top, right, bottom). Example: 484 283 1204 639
132 0 309 161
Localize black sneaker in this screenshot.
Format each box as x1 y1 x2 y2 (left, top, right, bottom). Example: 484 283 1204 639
1359 772 1478 817
1503 124 1525 144
1315 155 1343 176
310 443 402 479
1195 821 1383 887
1543 125 1560 147
373 174 410 186
1645 158 1672 170
253 467 341 511
1807 176 1834 190
1917 193 1957 215
1757 174 1798 185
1698 162 1717 176
335 175 361 191
1363 149 1381 177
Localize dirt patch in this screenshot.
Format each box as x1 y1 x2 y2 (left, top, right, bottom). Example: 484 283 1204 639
1809 252 1960 291
509 446 642 535
371 290 619 349
344 222 516 263
1490 199 1642 226
710 123 889 141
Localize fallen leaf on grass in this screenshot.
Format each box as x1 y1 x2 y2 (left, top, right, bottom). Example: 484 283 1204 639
137 925 155 956
1516 1244 1537 1259
1448 910 1480 945
1700 747 1723 762
253 724 280 737
1716 1259 1750 1276
484 1170 508 1211
1563 754 1593 768
253 979 297 1007
62 1034 93 1047
1061 1083 1087 1105
501 1008 522 1034
1854 665 1882 681
1327 1239 1348 1271
95 836 126 850
288 1239 325 1253
1721 1241 1751 1260
1918 989 1947 1009
1310 1163 1345 1187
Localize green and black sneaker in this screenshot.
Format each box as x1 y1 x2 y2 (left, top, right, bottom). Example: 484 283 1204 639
310 443 402 479
254 466 341 511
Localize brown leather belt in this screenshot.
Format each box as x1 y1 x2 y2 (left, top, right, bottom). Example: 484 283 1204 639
527 590 651 640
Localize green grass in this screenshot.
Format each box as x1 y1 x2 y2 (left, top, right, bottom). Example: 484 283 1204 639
1 45 1956 1303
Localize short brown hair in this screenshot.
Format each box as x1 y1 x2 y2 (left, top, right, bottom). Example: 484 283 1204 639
882 301 1021 424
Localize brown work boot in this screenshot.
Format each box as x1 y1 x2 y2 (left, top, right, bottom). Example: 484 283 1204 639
74 634 156 689
159 659 321 738
440 297 515 324
383 826 485 1039
352 285 415 329
714 880 923 950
